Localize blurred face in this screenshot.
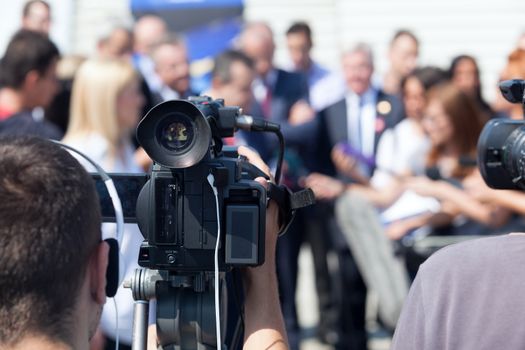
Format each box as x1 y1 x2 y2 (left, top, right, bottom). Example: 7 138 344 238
155 44 190 95
286 32 311 71
452 58 479 98
134 17 168 55
422 99 454 147
403 76 426 120
390 35 418 77
116 79 145 133
342 51 373 95
102 28 133 59
22 2 51 35
28 58 58 109
242 38 274 78
215 61 255 111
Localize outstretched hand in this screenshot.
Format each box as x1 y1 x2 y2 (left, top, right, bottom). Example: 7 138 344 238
302 172 346 201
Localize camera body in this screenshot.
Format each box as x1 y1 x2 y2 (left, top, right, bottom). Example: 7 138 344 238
478 79 525 190
128 97 268 272
135 156 266 271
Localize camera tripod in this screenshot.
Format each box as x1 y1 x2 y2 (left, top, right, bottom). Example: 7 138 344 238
127 268 244 350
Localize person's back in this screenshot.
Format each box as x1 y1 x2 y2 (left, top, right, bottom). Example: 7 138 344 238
392 234 525 350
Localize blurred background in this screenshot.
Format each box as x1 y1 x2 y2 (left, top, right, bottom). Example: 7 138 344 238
1 0 524 101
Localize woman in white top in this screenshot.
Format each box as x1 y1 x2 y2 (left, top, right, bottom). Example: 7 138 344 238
63 58 145 349
63 58 144 173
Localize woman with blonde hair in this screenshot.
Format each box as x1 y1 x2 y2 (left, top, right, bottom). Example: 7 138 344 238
63 58 145 350
64 58 144 172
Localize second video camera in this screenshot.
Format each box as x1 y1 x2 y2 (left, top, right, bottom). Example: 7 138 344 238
478 79 525 190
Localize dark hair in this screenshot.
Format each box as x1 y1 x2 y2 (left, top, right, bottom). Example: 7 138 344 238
0 136 101 346
22 0 50 18
426 83 484 178
0 29 59 89
390 29 419 47
401 66 447 93
448 54 492 116
286 21 312 45
212 49 254 84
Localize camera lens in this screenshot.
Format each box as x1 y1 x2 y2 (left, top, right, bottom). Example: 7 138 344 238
158 114 195 153
138 100 212 168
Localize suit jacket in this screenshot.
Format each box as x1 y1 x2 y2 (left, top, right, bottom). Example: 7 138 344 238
312 88 404 249
241 68 309 162
314 89 405 178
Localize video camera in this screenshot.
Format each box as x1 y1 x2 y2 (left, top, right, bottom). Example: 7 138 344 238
94 96 314 349
478 79 525 190
97 96 313 270
136 97 269 271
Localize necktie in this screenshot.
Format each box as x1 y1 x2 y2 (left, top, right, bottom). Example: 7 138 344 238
351 96 363 153
261 83 272 119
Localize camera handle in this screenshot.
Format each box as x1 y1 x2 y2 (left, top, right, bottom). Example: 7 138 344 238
127 268 227 350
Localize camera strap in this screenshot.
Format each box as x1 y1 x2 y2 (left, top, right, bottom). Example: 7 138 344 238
267 183 316 235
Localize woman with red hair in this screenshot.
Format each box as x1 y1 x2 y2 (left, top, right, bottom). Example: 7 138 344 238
387 83 513 239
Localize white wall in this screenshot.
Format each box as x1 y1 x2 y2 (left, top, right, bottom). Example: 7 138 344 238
73 0 132 56
245 0 525 101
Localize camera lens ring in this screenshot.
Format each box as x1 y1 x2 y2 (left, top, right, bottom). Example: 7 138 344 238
503 125 525 188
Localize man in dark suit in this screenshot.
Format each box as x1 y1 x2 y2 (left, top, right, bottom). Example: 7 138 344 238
237 21 312 162
238 22 319 350
305 43 404 350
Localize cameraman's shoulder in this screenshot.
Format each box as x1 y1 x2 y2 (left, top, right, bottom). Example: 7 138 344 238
419 234 523 277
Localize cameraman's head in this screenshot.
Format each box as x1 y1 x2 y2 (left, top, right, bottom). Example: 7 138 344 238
0 29 59 112
0 136 108 348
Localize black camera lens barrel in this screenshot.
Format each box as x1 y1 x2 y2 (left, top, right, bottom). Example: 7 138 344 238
137 100 212 169
501 125 525 189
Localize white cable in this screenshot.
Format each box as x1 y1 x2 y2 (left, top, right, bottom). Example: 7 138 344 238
113 297 120 350
207 173 222 350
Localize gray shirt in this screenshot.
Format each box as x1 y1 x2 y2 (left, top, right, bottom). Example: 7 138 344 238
391 234 525 350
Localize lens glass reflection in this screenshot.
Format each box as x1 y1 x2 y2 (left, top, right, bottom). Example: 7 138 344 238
159 115 194 153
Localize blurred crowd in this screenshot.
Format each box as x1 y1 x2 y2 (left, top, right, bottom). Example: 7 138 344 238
3 1 525 350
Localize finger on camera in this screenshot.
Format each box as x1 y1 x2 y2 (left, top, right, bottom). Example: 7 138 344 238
238 146 271 177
